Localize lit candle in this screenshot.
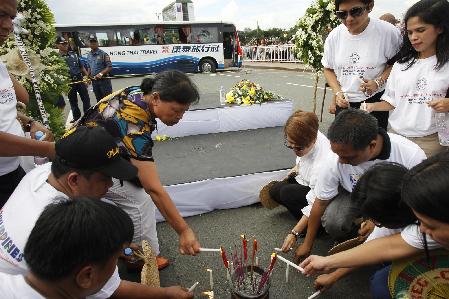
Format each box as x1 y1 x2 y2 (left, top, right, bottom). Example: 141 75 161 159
207 269 214 290
285 264 290 283
188 281 199 292
241 234 248 262
268 252 277 273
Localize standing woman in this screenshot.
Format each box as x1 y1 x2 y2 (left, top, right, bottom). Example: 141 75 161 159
323 0 401 130
78 70 201 267
364 0 449 157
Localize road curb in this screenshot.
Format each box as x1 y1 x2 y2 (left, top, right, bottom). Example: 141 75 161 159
241 63 313 73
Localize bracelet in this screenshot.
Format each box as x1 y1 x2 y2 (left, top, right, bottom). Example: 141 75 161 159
374 77 385 90
98 72 103 77
289 229 300 239
335 91 343 96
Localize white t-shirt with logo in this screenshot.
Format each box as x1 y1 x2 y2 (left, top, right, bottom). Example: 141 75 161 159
383 56 449 137
294 131 333 217
0 273 44 299
322 18 401 103
315 133 426 200
0 62 25 176
401 224 441 250
0 163 121 299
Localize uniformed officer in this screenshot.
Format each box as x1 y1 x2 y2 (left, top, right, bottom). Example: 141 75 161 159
86 34 113 102
56 36 91 121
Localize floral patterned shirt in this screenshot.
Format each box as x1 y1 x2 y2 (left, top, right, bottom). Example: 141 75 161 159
78 86 156 162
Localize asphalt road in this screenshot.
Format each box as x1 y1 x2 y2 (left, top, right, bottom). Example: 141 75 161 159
66 68 373 298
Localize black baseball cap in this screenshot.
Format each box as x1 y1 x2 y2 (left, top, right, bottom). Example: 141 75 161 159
55 126 137 180
89 34 98 42
56 36 68 44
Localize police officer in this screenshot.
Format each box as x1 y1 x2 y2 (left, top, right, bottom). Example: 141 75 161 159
56 36 91 121
86 34 113 102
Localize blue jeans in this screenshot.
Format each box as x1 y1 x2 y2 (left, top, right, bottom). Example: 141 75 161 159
370 265 392 299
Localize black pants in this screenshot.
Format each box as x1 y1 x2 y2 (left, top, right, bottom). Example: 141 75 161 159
0 166 26 208
68 82 91 120
92 79 113 102
336 90 388 131
268 178 310 220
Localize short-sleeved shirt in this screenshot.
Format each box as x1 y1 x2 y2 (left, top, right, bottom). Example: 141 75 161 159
314 130 427 200
401 224 441 250
322 18 401 103
87 48 112 76
0 273 44 298
0 163 121 298
60 51 83 80
79 86 156 162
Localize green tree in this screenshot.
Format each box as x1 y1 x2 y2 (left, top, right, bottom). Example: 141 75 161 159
0 0 70 138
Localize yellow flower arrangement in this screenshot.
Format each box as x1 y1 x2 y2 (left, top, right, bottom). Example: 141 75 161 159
224 80 280 106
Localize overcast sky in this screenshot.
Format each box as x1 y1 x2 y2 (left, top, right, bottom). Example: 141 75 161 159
45 0 419 30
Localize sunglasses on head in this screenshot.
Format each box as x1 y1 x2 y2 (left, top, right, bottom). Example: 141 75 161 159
335 6 366 20
284 139 306 152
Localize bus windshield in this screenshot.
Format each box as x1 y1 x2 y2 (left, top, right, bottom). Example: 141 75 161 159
56 21 242 75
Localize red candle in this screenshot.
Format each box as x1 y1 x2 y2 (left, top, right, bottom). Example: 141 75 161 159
268 252 277 272
241 234 248 261
220 246 229 269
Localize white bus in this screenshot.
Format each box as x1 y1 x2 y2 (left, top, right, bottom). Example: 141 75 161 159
56 21 242 75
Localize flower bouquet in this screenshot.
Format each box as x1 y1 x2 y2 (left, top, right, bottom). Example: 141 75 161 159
225 80 280 106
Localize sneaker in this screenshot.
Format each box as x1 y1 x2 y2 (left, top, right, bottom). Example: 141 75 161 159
157 255 170 271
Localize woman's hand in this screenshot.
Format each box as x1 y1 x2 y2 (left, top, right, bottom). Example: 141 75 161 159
329 101 337 114
359 79 378 96
281 234 296 253
428 98 449 113
335 92 349 108
314 273 338 292
30 121 54 142
164 286 194 299
300 255 331 276
287 165 298 178
179 227 201 256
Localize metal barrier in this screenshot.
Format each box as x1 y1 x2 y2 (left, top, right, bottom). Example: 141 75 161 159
242 44 300 62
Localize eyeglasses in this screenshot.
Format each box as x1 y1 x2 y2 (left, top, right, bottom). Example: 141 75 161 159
284 139 306 152
335 6 366 20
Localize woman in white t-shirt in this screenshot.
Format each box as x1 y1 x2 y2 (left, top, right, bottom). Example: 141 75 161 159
364 0 449 157
322 0 401 130
300 151 449 298
269 111 332 251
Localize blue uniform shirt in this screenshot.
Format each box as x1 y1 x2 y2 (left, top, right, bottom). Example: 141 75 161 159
87 48 112 76
60 51 83 80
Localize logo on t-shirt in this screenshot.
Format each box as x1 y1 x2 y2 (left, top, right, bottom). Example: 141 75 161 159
349 173 361 189
349 52 361 65
416 78 428 91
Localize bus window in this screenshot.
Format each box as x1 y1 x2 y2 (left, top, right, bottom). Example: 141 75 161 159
164 25 181 44
179 25 191 43
154 25 165 45
191 25 218 43
96 32 112 47
139 27 156 45
115 29 134 46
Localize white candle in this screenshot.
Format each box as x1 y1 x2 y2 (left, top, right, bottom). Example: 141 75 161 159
277 254 305 274
207 269 214 290
255 257 259 266
274 247 293 252
188 281 199 292
307 290 321 299
199 248 221 252
285 264 290 283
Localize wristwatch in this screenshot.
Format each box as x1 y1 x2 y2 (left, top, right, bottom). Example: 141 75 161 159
289 229 300 239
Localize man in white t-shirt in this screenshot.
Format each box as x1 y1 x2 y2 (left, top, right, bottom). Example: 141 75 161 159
0 0 55 207
0 198 135 299
0 126 193 299
295 109 426 260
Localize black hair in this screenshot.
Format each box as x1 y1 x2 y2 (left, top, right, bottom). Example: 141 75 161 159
328 109 378 150
334 0 373 10
140 70 200 105
402 151 449 224
51 157 95 179
24 197 134 281
396 0 449 70
352 162 416 228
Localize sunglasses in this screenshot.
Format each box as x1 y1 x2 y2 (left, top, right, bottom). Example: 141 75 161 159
335 6 366 20
284 139 306 152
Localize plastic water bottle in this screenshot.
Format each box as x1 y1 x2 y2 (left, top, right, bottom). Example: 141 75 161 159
435 112 449 146
34 131 49 165
219 85 225 105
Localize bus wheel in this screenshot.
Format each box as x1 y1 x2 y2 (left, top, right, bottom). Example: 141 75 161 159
199 58 216 73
